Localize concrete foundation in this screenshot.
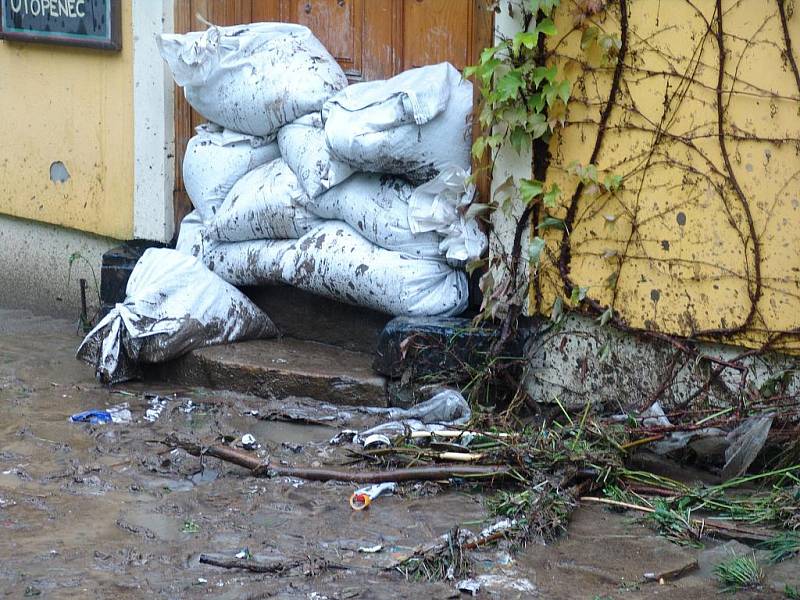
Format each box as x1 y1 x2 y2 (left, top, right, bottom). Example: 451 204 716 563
0 214 119 320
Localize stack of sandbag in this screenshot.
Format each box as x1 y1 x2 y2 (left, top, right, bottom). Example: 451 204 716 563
164 23 486 318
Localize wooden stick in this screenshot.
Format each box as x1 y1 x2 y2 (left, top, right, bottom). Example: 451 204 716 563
199 554 301 573
166 436 510 483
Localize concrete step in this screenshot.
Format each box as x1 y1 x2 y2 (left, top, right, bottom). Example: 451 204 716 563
148 337 388 407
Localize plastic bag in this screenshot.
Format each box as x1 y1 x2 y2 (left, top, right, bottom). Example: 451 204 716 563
158 23 347 136
182 123 280 221
409 165 488 264
282 222 468 316
307 173 443 259
357 390 472 439
77 249 277 384
322 62 472 183
277 112 354 199
206 159 323 242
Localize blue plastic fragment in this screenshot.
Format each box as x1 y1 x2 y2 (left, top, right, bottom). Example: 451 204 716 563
70 410 113 424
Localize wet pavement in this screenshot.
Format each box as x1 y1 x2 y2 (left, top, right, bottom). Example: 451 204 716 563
0 308 791 598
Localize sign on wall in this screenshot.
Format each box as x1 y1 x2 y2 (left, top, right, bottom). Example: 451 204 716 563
0 0 120 50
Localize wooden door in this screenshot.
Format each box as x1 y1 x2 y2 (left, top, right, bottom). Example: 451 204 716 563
173 0 494 230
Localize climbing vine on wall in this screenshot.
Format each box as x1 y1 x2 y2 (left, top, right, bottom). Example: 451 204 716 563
468 0 800 356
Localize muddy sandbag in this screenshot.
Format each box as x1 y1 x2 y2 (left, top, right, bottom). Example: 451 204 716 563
158 23 347 136
409 166 488 265
77 248 277 384
175 210 205 257
183 123 280 221
307 173 443 259
284 222 468 317
206 159 323 242
322 62 472 183
204 238 296 286
277 112 354 199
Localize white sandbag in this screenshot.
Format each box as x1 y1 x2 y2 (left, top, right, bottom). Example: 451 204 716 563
409 165 488 264
76 249 277 384
207 159 323 242
308 174 442 259
175 209 205 257
277 112 354 199
283 222 468 317
158 23 347 136
183 123 280 221
322 62 472 183
204 238 296 287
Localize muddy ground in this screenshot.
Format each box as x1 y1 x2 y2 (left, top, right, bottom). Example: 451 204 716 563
0 309 794 598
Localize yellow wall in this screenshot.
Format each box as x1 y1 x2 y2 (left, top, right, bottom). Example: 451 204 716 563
529 0 800 351
0 2 133 240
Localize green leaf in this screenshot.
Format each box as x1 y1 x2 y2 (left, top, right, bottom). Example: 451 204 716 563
510 126 530 154
466 258 488 276
581 26 599 50
479 44 502 64
556 79 572 104
535 18 557 37
528 112 548 138
513 31 538 55
550 296 564 323
471 137 487 160
597 307 613 326
532 65 558 87
465 203 493 220
519 179 545 204
496 70 525 101
604 173 623 191
543 183 561 208
538 216 567 231
529 236 546 266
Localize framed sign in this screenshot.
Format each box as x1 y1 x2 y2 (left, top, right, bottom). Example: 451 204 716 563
0 0 120 50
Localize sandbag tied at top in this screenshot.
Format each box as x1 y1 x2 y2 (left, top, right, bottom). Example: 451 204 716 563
183 123 280 222
158 23 348 137
278 112 354 199
283 222 469 317
307 173 443 259
322 62 473 183
206 159 324 242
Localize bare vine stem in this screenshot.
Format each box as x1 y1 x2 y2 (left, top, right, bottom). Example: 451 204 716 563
777 0 800 95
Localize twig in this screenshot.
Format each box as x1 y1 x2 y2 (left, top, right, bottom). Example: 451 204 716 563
165 435 510 483
199 554 302 574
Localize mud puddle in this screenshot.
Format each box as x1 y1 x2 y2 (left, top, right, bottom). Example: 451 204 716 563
0 311 787 598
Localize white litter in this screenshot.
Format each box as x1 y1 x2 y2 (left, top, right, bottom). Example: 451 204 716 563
357 545 384 554
277 112 354 199
241 434 258 450
182 123 280 221
76 249 277 384
158 23 347 136
144 397 167 422
322 62 473 183
207 159 323 242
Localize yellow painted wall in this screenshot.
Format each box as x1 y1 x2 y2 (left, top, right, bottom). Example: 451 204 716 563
0 2 133 240
529 0 800 351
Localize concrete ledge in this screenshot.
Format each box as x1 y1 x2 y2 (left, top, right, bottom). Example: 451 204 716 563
149 338 388 407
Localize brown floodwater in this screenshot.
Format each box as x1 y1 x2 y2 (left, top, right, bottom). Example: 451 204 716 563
0 309 787 599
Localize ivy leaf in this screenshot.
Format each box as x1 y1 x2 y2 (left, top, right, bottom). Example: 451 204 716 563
493 176 516 204
532 65 558 86
597 306 613 327
529 236 546 266
466 258 487 276
543 183 561 208
535 18 557 37
580 26 599 50
556 79 572 104
528 112 548 138
604 173 623 191
496 70 525 101
465 203 493 221
479 44 502 64
510 126 530 154
519 179 545 204
528 93 546 114
471 137 487 160
570 285 589 304
550 296 564 323
538 216 567 231
547 99 567 129
513 31 538 55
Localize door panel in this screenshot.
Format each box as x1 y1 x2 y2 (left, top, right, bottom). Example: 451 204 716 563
173 1 495 230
